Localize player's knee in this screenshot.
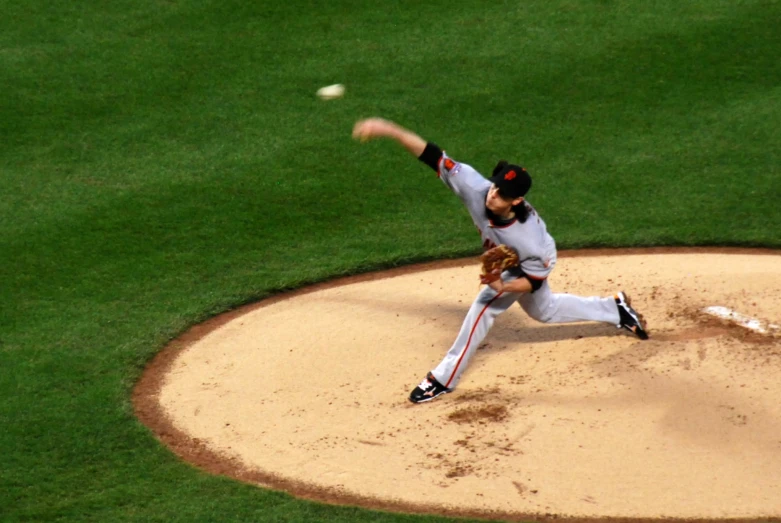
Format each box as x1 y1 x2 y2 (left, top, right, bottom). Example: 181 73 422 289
522 302 556 323
532 309 555 323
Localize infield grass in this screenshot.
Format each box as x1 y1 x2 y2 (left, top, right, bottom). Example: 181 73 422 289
1 0 780 521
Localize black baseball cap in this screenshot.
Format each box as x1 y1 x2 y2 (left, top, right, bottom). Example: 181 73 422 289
489 163 532 199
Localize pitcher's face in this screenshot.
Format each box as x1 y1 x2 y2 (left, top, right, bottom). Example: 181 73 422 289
486 184 522 215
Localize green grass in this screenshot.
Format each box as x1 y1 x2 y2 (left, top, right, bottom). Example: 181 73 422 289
1 0 779 521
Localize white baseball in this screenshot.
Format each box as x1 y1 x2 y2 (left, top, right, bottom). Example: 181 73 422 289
316 84 345 100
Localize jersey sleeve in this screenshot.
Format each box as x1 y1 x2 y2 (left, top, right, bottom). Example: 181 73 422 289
508 206 558 282
437 152 491 198
520 256 556 281
519 236 557 281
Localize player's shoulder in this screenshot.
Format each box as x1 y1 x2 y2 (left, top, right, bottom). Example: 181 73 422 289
440 155 488 187
515 202 547 227
504 208 550 247
440 154 458 173
439 152 463 176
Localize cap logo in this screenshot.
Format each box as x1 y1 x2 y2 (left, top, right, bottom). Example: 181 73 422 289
504 170 517 181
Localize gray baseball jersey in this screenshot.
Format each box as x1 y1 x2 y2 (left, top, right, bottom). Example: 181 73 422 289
437 152 557 281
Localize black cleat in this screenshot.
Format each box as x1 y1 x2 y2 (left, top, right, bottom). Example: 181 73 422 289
615 291 649 340
409 372 451 404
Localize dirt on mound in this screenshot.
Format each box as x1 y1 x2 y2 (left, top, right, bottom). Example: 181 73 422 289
134 248 781 521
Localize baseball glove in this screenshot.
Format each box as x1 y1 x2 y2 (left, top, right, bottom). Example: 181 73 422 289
479 244 520 284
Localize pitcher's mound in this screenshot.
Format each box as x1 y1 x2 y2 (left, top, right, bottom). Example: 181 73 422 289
135 248 781 520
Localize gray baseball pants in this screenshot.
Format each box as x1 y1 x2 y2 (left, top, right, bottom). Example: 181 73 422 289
431 278 621 389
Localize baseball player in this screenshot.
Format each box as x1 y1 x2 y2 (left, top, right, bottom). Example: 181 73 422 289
352 117 649 404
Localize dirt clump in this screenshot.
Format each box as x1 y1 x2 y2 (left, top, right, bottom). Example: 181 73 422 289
447 404 508 424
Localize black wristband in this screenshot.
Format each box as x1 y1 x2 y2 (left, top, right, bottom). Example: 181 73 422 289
418 142 443 172
514 267 545 293
527 276 544 293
